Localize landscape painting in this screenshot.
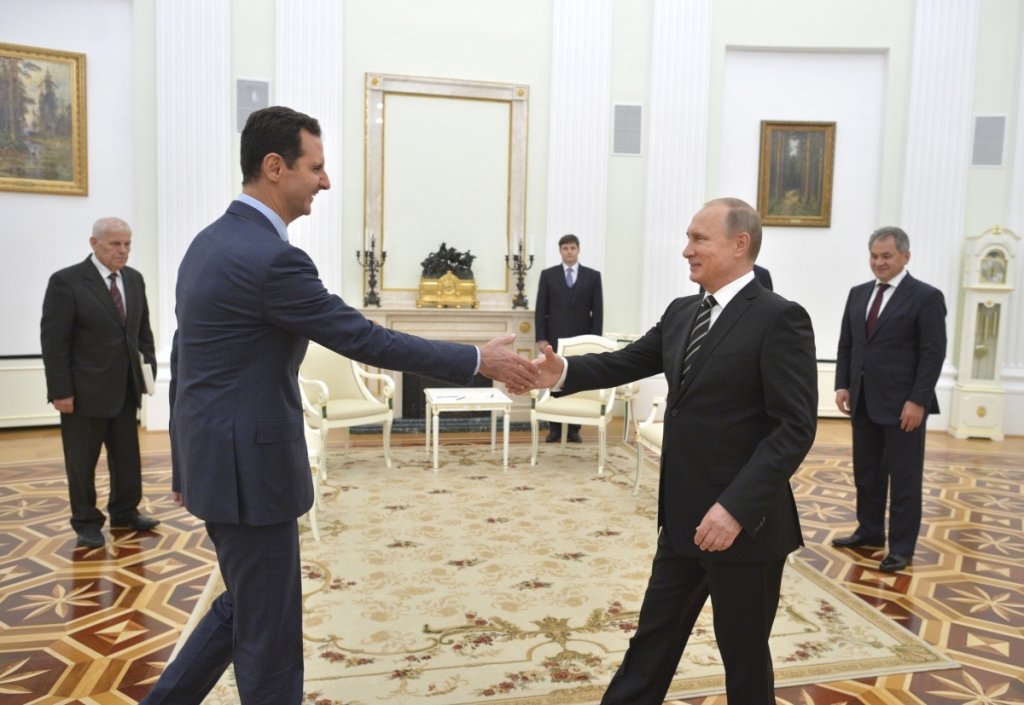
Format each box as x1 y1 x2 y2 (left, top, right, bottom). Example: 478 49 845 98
757 121 835 227
0 43 87 195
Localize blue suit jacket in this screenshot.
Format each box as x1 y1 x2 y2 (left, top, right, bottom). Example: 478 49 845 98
835 272 946 426
170 202 478 524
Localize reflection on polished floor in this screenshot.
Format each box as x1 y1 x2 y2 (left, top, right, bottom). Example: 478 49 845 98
0 420 1022 704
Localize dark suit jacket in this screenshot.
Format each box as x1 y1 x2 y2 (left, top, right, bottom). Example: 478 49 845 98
835 272 946 426
535 264 603 351
699 264 772 294
41 257 156 418
170 201 479 526
561 279 817 562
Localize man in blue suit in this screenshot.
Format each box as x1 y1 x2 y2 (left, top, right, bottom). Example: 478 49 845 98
142 107 538 704
833 227 946 573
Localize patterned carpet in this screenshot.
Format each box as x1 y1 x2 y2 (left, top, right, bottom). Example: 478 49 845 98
188 444 952 704
0 433 1023 703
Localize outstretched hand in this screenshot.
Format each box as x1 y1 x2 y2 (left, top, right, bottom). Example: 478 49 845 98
506 343 564 395
478 335 540 391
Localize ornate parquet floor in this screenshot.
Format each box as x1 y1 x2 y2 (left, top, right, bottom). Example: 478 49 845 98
1 422 1022 704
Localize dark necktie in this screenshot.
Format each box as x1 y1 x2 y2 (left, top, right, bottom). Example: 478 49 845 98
566 267 575 288
681 295 716 387
865 283 889 338
109 273 126 324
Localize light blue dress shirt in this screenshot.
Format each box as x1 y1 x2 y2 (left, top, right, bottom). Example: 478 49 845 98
237 193 289 242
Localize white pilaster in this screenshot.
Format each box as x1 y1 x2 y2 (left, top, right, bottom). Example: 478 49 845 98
544 0 613 271
275 0 345 296
151 0 233 430
639 0 712 331
899 0 980 428
1000 25 1024 434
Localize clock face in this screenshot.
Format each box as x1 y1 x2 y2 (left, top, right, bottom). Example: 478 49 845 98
981 251 1007 283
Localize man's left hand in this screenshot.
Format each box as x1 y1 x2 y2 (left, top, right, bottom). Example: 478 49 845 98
171 491 185 508
694 502 742 552
900 400 925 432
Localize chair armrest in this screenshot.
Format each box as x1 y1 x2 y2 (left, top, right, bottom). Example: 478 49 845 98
639 395 664 430
354 368 396 399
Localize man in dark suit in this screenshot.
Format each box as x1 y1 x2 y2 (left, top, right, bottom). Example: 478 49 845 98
41 218 159 549
535 233 603 443
833 227 946 573
518 198 817 704
140 107 537 705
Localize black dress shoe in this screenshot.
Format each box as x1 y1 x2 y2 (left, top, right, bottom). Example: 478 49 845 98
76 527 105 548
545 431 561 443
111 514 161 531
879 553 910 573
567 431 583 443
831 534 884 549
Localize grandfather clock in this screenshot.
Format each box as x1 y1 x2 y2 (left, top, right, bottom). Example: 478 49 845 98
948 226 1020 440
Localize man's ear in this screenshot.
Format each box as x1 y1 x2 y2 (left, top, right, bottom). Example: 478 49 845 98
734 232 751 259
262 152 284 183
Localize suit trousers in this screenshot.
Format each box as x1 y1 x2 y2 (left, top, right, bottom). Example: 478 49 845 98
600 532 786 705
59 381 142 532
141 520 303 705
547 422 580 439
851 392 926 557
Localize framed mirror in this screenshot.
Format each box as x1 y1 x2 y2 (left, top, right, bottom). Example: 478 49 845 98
364 74 529 306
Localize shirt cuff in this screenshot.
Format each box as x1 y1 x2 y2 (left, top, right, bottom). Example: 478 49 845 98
473 347 481 377
550 356 569 392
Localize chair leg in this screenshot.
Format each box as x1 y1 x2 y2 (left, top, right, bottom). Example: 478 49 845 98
530 415 538 466
319 434 328 482
621 402 630 442
598 426 605 474
560 428 567 452
633 442 644 496
383 416 393 468
308 471 321 542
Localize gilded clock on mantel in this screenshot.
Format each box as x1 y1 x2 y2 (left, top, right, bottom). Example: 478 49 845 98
948 225 1020 440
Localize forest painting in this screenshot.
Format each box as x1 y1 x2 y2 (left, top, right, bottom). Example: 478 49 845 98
757 121 835 227
0 43 87 195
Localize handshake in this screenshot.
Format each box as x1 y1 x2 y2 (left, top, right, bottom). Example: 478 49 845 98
478 335 564 395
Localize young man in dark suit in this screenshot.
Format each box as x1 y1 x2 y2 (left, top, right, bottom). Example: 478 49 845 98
517 198 818 704
833 227 946 573
141 107 538 705
40 218 159 549
534 234 603 443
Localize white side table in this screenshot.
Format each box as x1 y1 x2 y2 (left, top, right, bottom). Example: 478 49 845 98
424 388 513 470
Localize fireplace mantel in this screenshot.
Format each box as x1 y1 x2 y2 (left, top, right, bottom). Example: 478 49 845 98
359 306 536 420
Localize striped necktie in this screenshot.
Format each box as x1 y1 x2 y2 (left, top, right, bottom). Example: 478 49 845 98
681 295 717 387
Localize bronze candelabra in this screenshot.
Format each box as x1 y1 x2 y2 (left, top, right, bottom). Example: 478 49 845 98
356 234 386 308
505 239 534 309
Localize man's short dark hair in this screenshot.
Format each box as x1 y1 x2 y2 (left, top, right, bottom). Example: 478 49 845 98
558 234 579 247
240 106 322 185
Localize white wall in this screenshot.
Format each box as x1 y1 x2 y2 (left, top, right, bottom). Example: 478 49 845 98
719 50 887 358
0 0 139 358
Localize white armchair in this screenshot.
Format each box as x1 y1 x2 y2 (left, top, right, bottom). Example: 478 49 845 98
531 334 617 473
299 342 396 468
633 395 665 495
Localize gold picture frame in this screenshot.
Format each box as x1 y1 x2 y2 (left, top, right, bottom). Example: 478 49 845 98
757 121 834 227
0 43 88 196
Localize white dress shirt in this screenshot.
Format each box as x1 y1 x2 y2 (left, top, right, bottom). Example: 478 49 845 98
865 268 908 318
91 254 126 315
551 269 757 391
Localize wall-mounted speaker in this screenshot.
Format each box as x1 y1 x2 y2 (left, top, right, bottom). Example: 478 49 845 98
236 79 271 133
971 115 1006 167
612 104 643 155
